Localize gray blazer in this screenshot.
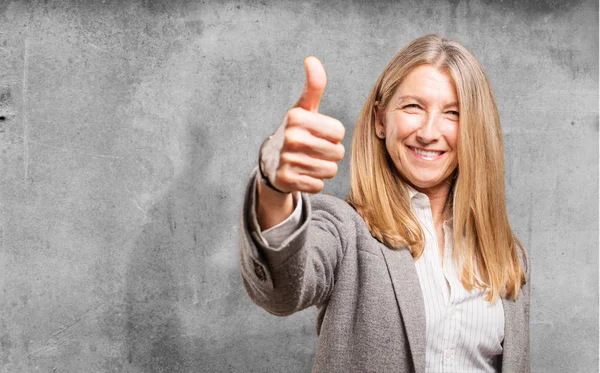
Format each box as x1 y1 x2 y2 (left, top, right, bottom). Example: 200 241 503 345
240 169 530 372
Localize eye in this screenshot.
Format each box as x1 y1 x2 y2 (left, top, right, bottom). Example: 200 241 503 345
446 110 459 117
403 104 421 110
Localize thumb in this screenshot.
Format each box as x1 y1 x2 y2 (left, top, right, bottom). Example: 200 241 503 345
295 56 327 112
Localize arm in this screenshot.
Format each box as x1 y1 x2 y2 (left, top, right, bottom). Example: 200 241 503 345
260 183 304 247
239 167 352 316
255 171 297 231
240 57 347 316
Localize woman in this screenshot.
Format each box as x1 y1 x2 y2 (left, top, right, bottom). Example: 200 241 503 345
239 34 530 372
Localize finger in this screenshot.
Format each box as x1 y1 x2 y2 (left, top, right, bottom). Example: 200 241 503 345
295 56 327 112
274 167 325 194
286 108 345 144
291 174 325 194
284 127 345 162
302 140 345 163
281 152 339 180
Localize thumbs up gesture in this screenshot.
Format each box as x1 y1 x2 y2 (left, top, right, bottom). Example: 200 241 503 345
260 57 345 195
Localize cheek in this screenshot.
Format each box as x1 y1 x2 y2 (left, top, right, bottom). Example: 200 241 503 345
387 111 421 140
441 121 459 150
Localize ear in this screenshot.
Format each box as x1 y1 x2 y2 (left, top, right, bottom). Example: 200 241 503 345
374 101 385 139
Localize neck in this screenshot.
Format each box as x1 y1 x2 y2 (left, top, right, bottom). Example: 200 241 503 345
413 179 453 226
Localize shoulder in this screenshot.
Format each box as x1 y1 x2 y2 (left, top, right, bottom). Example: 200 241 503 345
309 193 363 224
306 193 377 247
515 243 530 284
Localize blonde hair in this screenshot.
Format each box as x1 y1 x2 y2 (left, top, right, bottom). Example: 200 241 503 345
347 34 526 302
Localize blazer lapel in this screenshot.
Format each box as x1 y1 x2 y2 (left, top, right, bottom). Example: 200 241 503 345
380 246 426 373
380 244 527 373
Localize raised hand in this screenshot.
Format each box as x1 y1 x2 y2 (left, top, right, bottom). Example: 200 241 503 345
260 56 345 195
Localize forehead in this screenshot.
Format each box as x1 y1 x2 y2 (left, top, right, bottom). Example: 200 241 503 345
393 64 458 103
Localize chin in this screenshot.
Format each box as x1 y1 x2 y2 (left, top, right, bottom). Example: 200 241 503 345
404 172 452 190
410 180 445 189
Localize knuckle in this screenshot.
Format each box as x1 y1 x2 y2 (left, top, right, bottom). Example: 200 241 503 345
284 128 300 148
276 168 292 185
286 107 304 125
279 151 293 165
287 132 311 152
283 129 292 145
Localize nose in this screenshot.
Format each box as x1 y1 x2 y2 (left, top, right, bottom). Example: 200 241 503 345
416 112 442 144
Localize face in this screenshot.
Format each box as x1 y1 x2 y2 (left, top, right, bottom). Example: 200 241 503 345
375 64 459 194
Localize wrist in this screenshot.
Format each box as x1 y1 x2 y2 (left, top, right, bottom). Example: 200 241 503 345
258 136 290 194
255 174 295 231
256 174 293 205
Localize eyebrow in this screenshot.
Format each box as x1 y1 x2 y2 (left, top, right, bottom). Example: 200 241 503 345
397 95 459 109
397 95 424 104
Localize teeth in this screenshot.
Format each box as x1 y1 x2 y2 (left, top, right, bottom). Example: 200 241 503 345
413 147 443 158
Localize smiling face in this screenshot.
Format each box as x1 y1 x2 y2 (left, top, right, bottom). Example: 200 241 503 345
375 64 459 195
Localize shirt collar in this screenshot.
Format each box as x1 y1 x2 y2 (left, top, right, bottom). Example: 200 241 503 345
407 184 419 199
406 183 454 227
406 184 430 207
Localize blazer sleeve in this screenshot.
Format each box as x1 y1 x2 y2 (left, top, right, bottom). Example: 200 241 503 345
238 167 355 316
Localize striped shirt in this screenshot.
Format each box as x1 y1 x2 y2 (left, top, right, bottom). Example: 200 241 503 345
260 183 505 372
409 187 504 372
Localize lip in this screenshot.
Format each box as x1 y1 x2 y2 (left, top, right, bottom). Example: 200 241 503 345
407 145 446 161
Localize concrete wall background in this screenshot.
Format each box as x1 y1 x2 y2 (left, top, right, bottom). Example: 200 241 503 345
0 0 597 372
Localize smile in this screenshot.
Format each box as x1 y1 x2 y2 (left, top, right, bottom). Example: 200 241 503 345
408 146 446 160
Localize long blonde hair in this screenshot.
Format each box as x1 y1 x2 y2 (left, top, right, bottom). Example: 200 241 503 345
347 34 526 302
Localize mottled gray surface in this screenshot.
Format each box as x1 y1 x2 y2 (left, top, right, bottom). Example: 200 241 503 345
0 0 596 372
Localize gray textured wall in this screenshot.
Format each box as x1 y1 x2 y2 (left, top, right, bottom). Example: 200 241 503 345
0 0 597 372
